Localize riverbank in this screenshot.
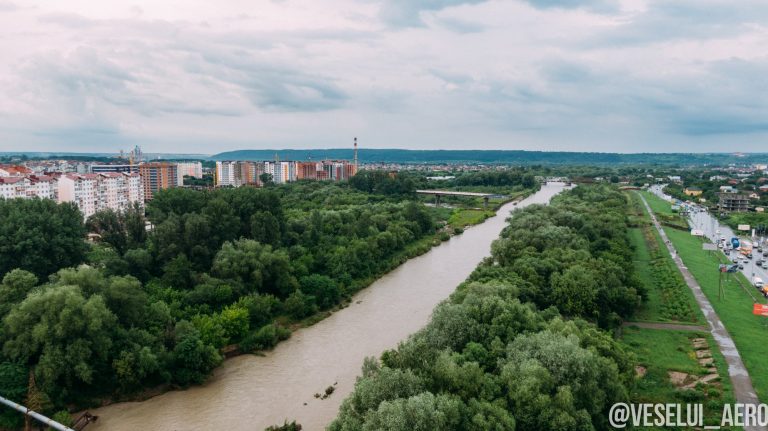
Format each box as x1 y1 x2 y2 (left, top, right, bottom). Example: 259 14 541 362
86 183 568 431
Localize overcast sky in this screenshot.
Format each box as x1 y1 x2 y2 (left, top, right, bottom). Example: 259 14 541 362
1 0 767 154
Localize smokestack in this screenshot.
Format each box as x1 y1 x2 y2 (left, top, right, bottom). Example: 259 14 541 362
354 137 358 173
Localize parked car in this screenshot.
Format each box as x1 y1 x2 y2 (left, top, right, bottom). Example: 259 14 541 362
739 264 745 270
763 261 768 269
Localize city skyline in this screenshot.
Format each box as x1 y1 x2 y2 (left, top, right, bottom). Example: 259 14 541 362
2 0 768 153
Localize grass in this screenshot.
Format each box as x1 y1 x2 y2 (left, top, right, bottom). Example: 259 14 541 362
641 190 768 401
622 326 735 428
627 193 702 324
447 208 494 229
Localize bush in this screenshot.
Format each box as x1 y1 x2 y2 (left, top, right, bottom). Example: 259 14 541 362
284 290 318 320
240 324 291 352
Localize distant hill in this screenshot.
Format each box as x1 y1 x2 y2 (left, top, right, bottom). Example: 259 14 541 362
210 149 768 166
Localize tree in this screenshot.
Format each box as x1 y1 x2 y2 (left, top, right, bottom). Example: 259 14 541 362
260 173 274 186
2 285 118 399
87 209 127 254
0 269 38 316
0 199 87 279
170 321 221 386
251 211 282 247
299 275 340 310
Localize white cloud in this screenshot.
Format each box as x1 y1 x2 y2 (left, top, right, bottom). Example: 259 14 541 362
0 0 767 153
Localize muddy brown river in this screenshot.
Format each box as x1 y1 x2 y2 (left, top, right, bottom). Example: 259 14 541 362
88 182 568 431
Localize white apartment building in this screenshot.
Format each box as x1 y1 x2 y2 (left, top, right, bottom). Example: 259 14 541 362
0 177 27 199
177 161 203 185
58 173 144 218
0 175 58 200
216 161 236 187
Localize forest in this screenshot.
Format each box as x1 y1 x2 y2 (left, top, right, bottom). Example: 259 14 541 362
329 185 644 430
0 177 469 427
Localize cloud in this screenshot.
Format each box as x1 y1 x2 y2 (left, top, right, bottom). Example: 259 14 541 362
379 0 489 27
518 0 618 13
0 1 19 12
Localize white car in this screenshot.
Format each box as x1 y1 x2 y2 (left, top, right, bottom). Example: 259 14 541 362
763 262 768 270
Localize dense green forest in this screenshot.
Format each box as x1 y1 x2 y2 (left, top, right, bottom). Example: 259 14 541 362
211 148 768 166
329 185 643 430
0 176 472 427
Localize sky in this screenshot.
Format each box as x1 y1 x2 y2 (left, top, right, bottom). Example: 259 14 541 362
1 0 767 154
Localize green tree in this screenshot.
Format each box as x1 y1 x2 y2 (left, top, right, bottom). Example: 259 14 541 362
2 285 118 399
0 199 87 279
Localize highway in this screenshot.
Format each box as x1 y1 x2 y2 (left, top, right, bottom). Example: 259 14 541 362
649 185 768 291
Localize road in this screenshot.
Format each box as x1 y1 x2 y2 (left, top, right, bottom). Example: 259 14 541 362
638 192 761 419
649 185 768 288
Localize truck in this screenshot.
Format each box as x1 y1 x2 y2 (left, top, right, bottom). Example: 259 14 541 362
754 276 764 289
731 237 740 249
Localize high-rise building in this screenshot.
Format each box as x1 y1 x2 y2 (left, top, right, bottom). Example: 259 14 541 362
176 161 203 185
58 173 144 218
139 162 178 200
215 161 261 187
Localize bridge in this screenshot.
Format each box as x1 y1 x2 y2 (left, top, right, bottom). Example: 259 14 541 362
416 190 505 208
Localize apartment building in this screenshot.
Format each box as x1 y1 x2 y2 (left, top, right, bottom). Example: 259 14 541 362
91 164 139 174
718 193 750 213
139 162 178 200
176 161 203 185
215 160 356 187
0 164 33 177
58 173 144 218
0 175 58 200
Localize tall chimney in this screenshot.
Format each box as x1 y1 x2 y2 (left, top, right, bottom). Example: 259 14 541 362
354 137 358 173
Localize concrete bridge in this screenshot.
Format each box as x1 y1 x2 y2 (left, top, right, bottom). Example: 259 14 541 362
416 189 505 208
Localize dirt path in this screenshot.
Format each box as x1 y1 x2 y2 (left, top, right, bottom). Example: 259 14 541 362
638 193 761 417
624 322 708 332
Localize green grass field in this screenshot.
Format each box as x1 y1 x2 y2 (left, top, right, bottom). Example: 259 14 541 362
447 208 493 229
641 191 768 401
622 326 735 428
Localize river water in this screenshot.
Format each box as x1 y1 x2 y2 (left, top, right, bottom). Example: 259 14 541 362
88 182 568 431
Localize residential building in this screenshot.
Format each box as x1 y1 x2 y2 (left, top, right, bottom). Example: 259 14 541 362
176 161 203 185
215 159 356 187
58 173 143 218
0 175 58 200
718 193 750 212
683 187 703 197
0 177 28 199
139 162 178 200
0 165 32 177
91 164 139 174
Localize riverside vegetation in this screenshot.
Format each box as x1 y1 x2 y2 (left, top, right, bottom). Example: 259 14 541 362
329 185 646 430
0 170 537 427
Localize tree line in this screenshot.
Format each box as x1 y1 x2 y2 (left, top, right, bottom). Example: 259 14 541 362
330 184 644 430
0 179 445 427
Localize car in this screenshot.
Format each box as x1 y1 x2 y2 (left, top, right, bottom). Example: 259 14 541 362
733 257 740 263
758 260 765 266
739 264 745 270
763 262 768 269
747 253 753 259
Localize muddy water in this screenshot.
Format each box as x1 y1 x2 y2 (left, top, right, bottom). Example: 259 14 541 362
89 183 568 431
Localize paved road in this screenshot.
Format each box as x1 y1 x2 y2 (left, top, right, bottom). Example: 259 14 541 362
623 322 708 332
649 185 768 287
638 192 762 417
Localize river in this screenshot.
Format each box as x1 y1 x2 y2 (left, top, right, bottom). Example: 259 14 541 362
88 182 569 431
